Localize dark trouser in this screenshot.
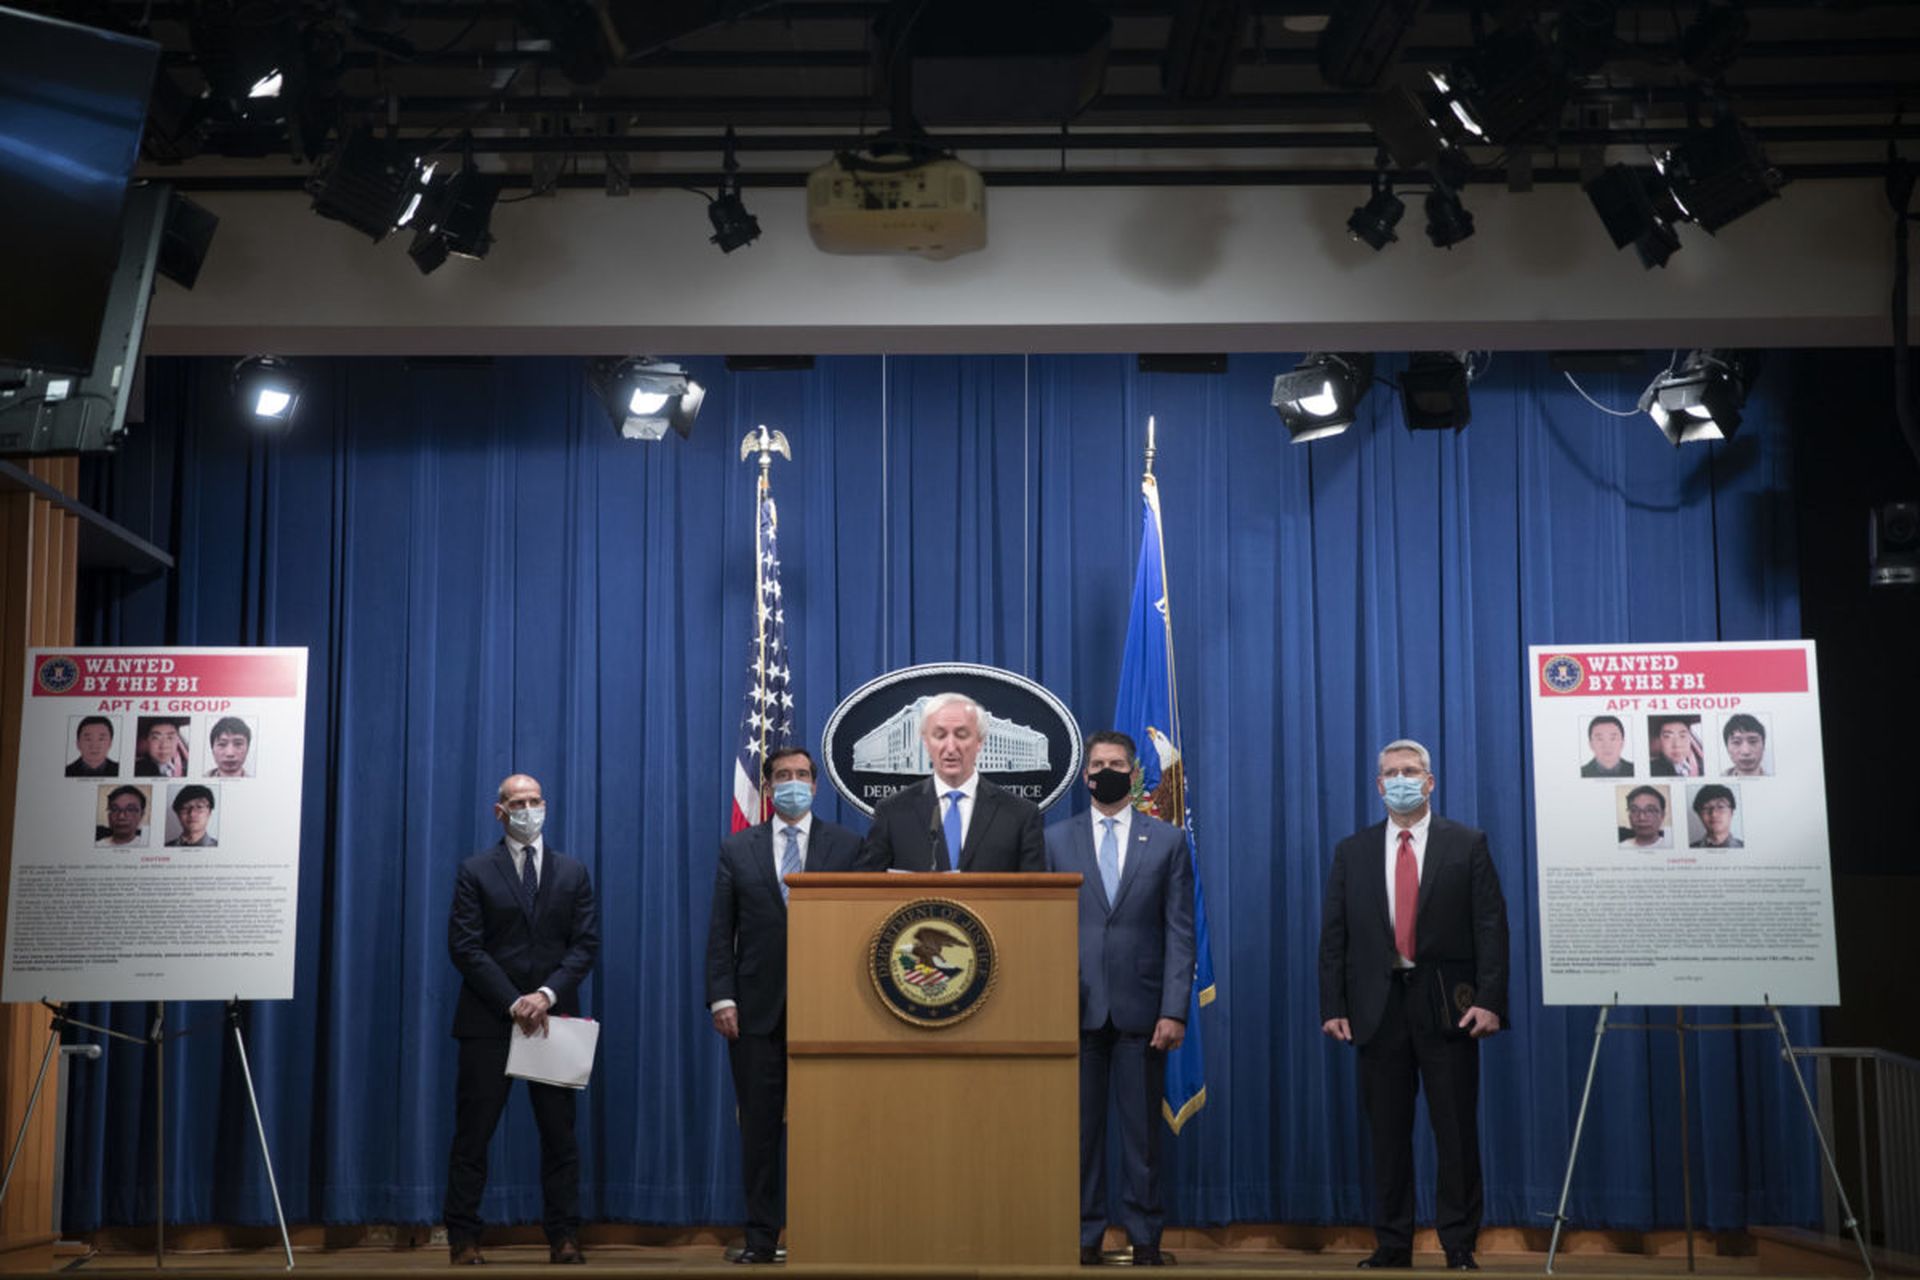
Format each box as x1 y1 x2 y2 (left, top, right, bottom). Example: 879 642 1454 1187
728 1022 788 1252
1079 1022 1167 1249
1357 970 1483 1254
443 1035 581 1247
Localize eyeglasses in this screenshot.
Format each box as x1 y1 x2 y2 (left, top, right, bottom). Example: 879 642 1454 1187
1697 800 1733 815
108 804 144 817
1627 804 1665 818
1379 766 1429 779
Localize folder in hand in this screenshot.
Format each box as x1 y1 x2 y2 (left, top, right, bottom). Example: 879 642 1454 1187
505 1015 599 1089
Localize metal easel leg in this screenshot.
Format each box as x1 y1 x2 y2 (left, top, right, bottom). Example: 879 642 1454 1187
1546 1004 1613 1274
0 1027 61 1211
228 1002 295 1270
1768 1004 1874 1279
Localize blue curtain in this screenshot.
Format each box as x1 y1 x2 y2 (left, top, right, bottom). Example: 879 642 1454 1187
62 351 1818 1232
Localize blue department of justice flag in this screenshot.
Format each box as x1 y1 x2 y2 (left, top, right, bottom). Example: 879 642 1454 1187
1113 470 1217 1134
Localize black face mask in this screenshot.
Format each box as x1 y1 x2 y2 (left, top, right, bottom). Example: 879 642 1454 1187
1088 767 1132 806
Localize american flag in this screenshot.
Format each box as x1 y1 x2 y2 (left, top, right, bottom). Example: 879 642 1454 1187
730 459 794 832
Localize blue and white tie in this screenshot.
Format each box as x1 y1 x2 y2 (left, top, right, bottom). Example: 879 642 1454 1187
1098 817 1120 905
779 825 802 902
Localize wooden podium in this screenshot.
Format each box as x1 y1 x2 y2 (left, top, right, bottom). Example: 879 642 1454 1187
784 872 1081 1268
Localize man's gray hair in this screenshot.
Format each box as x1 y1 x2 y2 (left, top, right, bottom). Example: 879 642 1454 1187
1377 739 1432 774
919 692 983 735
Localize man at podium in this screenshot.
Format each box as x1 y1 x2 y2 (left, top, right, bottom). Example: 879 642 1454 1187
856 692 1045 873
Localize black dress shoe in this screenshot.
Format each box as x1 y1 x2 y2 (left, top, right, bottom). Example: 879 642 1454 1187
1081 1244 1103 1266
1131 1242 1171 1266
1357 1248 1413 1268
1444 1250 1479 1270
733 1248 778 1265
549 1239 585 1265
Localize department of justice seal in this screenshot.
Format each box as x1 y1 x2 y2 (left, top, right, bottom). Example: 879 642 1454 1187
36 656 79 694
869 898 997 1028
1542 654 1585 694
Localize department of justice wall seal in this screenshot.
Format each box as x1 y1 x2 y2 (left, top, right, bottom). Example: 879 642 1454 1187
869 898 998 1028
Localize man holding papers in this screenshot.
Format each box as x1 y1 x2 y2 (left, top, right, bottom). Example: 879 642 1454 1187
706 746 861 1264
445 774 600 1266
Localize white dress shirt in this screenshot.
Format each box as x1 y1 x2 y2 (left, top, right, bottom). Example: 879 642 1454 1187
1384 811 1431 970
505 833 557 1009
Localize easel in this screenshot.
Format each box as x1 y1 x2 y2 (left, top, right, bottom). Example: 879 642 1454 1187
0 998 294 1270
1543 996 1873 1278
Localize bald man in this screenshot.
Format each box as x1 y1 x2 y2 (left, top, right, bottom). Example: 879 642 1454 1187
444 773 600 1265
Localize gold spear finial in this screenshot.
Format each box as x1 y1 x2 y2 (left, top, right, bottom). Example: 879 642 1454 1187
1144 415 1157 479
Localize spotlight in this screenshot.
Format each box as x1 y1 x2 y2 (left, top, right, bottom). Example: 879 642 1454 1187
1428 26 1569 146
1273 353 1375 443
1400 352 1473 431
402 154 504 275
708 126 760 253
1584 164 1685 268
306 127 414 242
232 357 303 427
1348 163 1405 250
1423 185 1475 248
1639 349 1759 444
588 359 706 441
1656 115 1784 234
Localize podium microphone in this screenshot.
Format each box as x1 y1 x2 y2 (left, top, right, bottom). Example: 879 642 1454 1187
927 787 944 872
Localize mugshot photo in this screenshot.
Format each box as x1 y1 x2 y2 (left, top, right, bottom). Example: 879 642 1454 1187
1716 712 1773 777
94 783 152 848
65 714 121 778
205 715 258 778
1580 714 1636 777
1686 783 1745 849
1617 783 1674 850
1648 714 1705 777
133 716 192 778
163 783 221 847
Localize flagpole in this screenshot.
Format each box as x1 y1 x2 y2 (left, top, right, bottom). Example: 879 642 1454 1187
740 424 792 824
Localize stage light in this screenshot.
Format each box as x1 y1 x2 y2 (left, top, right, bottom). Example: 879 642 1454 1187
589 359 706 441
1429 27 1570 146
1639 349 1759 444
708 126 760 253
1656 115 1784 234
1423 185 1475 248
1348 163 1405 250
1584 163 1685 268
248 69 283 99
1273 353 1375 443
306 127 414 242
232 357 303 427
404 158 505 275
1399 352 1473 431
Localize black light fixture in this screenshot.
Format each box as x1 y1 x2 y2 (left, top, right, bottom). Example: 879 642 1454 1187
1656 114 1784 234
1273 353 1375 443
1399 352 1473 431
306 126 413 242
1348 157 1405 251
1427 26 1569 147
400 142 504 275
708 126 760 253
1584 164 1685 268
1869 502 1920 587
232 356 303 427
1423 182 1475 249
1639 349 1759 443
588 359 706 441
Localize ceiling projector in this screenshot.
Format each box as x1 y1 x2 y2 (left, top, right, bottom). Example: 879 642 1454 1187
805 153 986 261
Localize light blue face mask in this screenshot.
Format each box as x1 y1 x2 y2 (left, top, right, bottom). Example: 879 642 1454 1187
507 804 546 842
772 780 814 819
1382 776 1427 814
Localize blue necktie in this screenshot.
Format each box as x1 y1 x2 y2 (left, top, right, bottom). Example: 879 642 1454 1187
943 790 965 870
521 845 538 903
779 825 802 902
1098 817 1121 905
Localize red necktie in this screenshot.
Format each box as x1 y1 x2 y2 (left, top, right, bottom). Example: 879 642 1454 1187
1394 829 1418 963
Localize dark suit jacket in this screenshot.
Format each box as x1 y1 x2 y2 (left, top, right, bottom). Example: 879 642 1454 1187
855 776 1045 873
1318 815 1509 1048
1046 808 1195 1034
448 839 600 1039
705 816 861 1037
